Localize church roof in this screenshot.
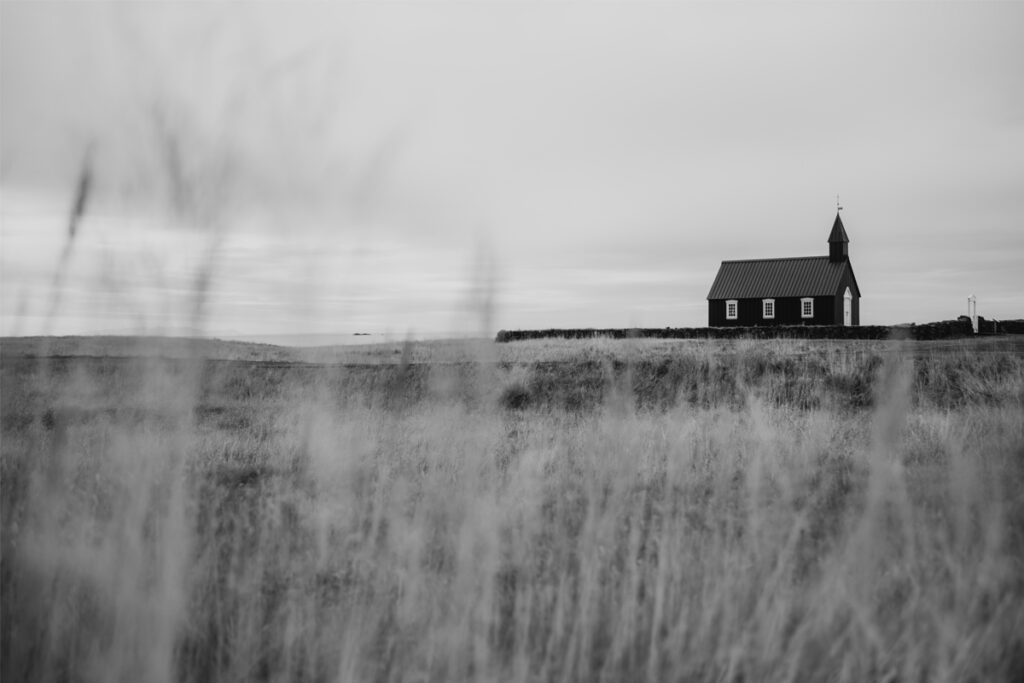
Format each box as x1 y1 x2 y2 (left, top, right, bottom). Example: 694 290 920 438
707 256 859 300
828 213 849 244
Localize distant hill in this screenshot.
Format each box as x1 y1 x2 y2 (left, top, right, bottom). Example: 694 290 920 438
0 335 493 365
0 336 294 361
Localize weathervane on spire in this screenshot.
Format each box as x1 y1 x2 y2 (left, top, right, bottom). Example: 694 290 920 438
836 194 843 212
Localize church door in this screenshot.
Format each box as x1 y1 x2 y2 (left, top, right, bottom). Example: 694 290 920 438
843 287 852 326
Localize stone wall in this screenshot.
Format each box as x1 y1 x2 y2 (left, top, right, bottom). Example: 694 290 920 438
495 319 983 343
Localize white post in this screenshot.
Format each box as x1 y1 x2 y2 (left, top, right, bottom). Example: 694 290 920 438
968 295 978 334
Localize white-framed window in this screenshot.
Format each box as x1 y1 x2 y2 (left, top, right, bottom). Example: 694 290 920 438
801 297 814 319
762 299 775 319
726 300 738 320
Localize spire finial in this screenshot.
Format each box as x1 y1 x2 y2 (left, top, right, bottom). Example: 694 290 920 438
836 194 843 212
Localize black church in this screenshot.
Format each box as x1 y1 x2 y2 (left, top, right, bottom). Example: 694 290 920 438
707 214 861 327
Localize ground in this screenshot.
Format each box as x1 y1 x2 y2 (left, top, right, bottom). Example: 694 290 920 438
2 335 1023 682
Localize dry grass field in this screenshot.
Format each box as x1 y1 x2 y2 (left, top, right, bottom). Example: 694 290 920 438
2 335 1023 682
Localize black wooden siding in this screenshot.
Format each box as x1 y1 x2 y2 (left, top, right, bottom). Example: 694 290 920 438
708 295 838 327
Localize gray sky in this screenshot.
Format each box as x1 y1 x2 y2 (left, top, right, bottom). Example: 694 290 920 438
2 2 1022 339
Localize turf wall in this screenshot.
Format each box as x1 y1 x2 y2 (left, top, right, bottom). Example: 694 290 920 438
495 320 980 343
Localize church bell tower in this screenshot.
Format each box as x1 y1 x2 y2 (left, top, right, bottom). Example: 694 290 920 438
828 213 849 263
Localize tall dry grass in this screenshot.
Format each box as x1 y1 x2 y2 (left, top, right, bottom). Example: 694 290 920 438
2 338 1023 682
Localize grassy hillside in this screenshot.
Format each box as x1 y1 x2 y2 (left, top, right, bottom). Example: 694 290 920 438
2 336 1023 681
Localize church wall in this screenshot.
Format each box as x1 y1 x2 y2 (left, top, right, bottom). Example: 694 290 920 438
709 296 837 327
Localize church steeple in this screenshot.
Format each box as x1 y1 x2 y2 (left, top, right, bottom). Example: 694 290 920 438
828 213 849 262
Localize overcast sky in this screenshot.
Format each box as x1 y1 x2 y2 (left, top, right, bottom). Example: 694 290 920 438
2 2 1022 340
